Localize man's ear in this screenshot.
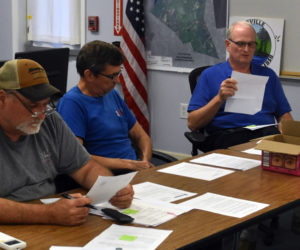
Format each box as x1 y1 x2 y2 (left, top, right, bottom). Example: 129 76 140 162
225 39 230 51
83 69 96 82
0 90 7 106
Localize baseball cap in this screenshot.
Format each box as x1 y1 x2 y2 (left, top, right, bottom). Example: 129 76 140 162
0 59 61 101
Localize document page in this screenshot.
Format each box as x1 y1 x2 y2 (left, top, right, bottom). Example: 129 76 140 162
190 153 260 171
242 148 262 155
225 71 269 115
83 224 172 250
50 247 82 250
158 162 234 181
91 198 191 227
180 192 269 218
133 181 196 202
244 123 277 131
87 172 137 204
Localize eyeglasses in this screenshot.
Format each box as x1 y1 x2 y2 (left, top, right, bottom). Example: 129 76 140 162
98 69 123 82
6 91 56 118
228 39 257 49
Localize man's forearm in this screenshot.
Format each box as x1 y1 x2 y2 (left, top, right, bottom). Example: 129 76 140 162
188 95 224 131
0 198 52 224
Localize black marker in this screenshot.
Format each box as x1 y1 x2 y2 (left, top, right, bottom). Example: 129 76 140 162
61 193 97 210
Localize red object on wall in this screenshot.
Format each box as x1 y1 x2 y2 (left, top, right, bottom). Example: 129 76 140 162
114 0 123 35
88 16 99 32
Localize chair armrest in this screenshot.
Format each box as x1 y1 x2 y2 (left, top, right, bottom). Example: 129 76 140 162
152 150 178 163
184 131 206 144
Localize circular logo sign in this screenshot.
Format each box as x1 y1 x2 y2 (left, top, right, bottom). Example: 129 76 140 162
247 18 277 67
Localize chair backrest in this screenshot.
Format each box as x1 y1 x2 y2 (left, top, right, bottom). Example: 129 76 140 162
188 66 211 94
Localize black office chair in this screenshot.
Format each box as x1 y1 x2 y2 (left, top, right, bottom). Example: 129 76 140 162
151 150 178 166
184 66 211 156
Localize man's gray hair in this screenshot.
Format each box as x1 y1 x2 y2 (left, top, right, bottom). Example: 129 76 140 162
226 21 256 39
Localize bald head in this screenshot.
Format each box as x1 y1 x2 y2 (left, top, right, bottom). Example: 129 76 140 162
227 21 256 40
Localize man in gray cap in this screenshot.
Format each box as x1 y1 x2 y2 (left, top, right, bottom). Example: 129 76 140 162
0 59 134 226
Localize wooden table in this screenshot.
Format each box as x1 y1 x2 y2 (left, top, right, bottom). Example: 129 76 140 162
2 149 300 249
228 139 260 152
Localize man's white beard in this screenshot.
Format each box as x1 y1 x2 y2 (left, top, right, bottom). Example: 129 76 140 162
16 119 43 135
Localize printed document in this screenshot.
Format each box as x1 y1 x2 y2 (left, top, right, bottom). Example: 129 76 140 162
225 71 269 115
190 153 260 171
87 172 137 204
83 224 172 250
242 148 262 155
158 162 234 181
180 192 269 218
244 123 277 131
91 198 191 227
133 181 196 202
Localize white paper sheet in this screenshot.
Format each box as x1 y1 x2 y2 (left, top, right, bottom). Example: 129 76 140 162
87 172 137 204
244 123 277 131
225 71 269 115
90 198 191 227
190 153 260 171
180 192 269 218
133 181 197 202
83 224 172 250
50 247 83 250
158 162 234 181
242 148 262 155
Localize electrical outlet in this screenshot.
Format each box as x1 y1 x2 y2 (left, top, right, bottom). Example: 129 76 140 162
180 103 188 119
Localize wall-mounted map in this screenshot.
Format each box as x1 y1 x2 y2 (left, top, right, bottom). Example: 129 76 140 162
145 0 227 71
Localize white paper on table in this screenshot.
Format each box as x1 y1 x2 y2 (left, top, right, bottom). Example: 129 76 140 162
242 148 262 155
133 181 197 202
190 153 260 171
158 162 234 181
50 247 83 250
244 123 277 131
83 224 172 250
90 198 191 227
180 192 269 218
225 71 269 115
87 172 137 204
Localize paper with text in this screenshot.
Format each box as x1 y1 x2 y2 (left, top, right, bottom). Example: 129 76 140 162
50 247 82 250
244 123 276 131
225 71 269 115
180 192 269 218
87 172 137 204
133 181 196 202
242 148 262 155
158 162 234 180
190 153 260 171
91 198 191 227
83 224 172 250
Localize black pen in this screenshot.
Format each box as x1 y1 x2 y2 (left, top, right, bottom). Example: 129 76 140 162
61 193 98 210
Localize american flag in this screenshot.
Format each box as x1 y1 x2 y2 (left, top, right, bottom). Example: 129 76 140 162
120 0 149 134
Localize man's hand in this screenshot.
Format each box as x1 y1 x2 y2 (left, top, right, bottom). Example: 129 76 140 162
48 193 92 226
218 78 238 101
123 159 154 171
109 184 134 209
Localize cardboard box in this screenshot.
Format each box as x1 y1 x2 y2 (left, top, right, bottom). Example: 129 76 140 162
255 120 300 176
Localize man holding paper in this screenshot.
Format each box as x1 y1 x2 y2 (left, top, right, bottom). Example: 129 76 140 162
188 20 292 151
0 59 134 226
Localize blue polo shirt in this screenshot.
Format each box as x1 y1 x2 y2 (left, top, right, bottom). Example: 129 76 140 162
57 87 137 159
188 61 291 133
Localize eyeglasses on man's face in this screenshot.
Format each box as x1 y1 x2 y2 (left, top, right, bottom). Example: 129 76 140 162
98 69 123 82
6 91 56 118
88 64 123 82
228 39 257 49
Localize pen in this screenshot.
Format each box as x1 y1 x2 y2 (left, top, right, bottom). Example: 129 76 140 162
61 193 98 210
